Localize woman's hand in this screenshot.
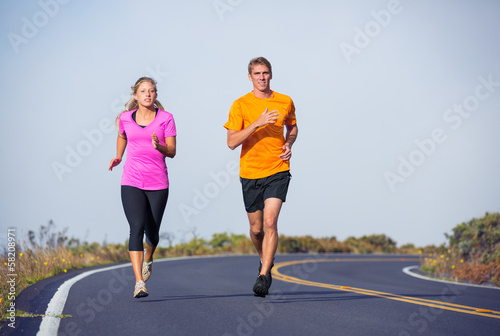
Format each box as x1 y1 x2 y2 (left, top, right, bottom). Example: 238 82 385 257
108 157 122 171
152 132 159 149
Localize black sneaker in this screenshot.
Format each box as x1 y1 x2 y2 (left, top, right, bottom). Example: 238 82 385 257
258 260 275 288
253 274 269 297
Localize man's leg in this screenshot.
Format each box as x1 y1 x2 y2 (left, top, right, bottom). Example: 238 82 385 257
247 198 283 274
247 209 264 259
260 197 283 276
249 198 283 297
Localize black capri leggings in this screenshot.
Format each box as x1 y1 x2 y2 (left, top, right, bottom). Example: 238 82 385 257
121 186 169 251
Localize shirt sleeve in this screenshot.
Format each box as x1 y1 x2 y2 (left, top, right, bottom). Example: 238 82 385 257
119 113 126 136
285 100 297 126
223 101 244 131
164 115 177 138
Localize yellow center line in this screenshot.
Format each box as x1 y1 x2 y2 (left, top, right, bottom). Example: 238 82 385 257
272 259 500 319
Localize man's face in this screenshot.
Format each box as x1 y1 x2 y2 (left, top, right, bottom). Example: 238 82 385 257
248 64 272 92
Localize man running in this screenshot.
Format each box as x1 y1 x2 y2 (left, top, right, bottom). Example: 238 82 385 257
224 57 298 297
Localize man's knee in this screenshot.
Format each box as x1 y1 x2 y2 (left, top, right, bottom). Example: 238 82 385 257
250 227 264 238
263 217 278 231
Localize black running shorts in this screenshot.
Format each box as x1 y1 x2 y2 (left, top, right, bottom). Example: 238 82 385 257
240 171 291 213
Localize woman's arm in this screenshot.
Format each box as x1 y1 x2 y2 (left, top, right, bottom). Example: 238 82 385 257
108 134 127 170
152 133 176 158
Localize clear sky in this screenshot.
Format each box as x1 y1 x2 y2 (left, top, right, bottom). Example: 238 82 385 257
1 0 499 248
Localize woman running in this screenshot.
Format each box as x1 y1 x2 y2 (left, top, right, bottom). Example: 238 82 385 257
109 76 176 298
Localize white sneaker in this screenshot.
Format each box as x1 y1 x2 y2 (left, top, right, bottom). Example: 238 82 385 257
133 280 148 298
142 259 153 282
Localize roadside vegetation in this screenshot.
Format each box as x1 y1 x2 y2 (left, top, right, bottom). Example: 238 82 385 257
1 212 499 322
420 212 500 287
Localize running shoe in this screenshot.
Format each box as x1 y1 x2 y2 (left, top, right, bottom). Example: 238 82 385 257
253 274 269 297
142 259 153 282
133 280 148 298
258 260 275 288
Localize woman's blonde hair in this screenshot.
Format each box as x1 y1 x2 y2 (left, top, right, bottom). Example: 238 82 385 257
115 77 165 129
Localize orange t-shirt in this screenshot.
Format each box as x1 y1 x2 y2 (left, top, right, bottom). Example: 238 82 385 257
224 91 296 179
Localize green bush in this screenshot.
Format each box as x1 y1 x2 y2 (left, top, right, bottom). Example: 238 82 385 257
446 212 500 263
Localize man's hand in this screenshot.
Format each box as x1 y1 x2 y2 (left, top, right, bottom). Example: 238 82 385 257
227 108 281 150
255 108 279 128
279 144 292 161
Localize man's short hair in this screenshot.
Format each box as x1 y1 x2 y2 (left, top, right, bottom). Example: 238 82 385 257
248 57 272 74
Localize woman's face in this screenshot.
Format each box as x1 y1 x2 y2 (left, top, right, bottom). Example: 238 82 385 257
134 81 157 108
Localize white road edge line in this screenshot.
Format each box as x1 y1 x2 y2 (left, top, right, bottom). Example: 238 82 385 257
402 265 500 290
36 255 208 336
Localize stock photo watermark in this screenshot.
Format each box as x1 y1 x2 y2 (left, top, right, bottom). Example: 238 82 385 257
384 74 500 192
178 160 239 223
57 267 135 336
223 257 319 336
213 0 244 21
7 0 72 54
5 228 18 329
51 120 116 183
340 0 411 64
51 65 169 183
398 284 466 335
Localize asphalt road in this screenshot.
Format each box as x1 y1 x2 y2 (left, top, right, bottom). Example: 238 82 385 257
4 254 500 335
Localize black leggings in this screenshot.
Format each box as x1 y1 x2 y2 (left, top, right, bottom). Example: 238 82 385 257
121 186 169 251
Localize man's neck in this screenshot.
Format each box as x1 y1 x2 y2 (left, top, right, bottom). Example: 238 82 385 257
252 89 273 99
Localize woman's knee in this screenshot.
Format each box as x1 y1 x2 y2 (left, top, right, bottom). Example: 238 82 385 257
145 234 159 248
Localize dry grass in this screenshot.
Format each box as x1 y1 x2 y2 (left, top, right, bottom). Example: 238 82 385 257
452 260 500 285
0 243 130 322
420 251 500 286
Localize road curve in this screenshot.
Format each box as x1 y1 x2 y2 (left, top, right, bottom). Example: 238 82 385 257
4 254 500 335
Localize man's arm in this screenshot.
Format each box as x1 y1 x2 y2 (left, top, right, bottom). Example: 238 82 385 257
279 124 298 161
227 108 279 150
285 124 298 148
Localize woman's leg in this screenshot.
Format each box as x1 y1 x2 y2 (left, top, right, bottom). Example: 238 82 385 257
121 186 148 282
144 188 169 262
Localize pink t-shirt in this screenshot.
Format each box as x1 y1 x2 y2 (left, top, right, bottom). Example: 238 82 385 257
119 109 176 190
